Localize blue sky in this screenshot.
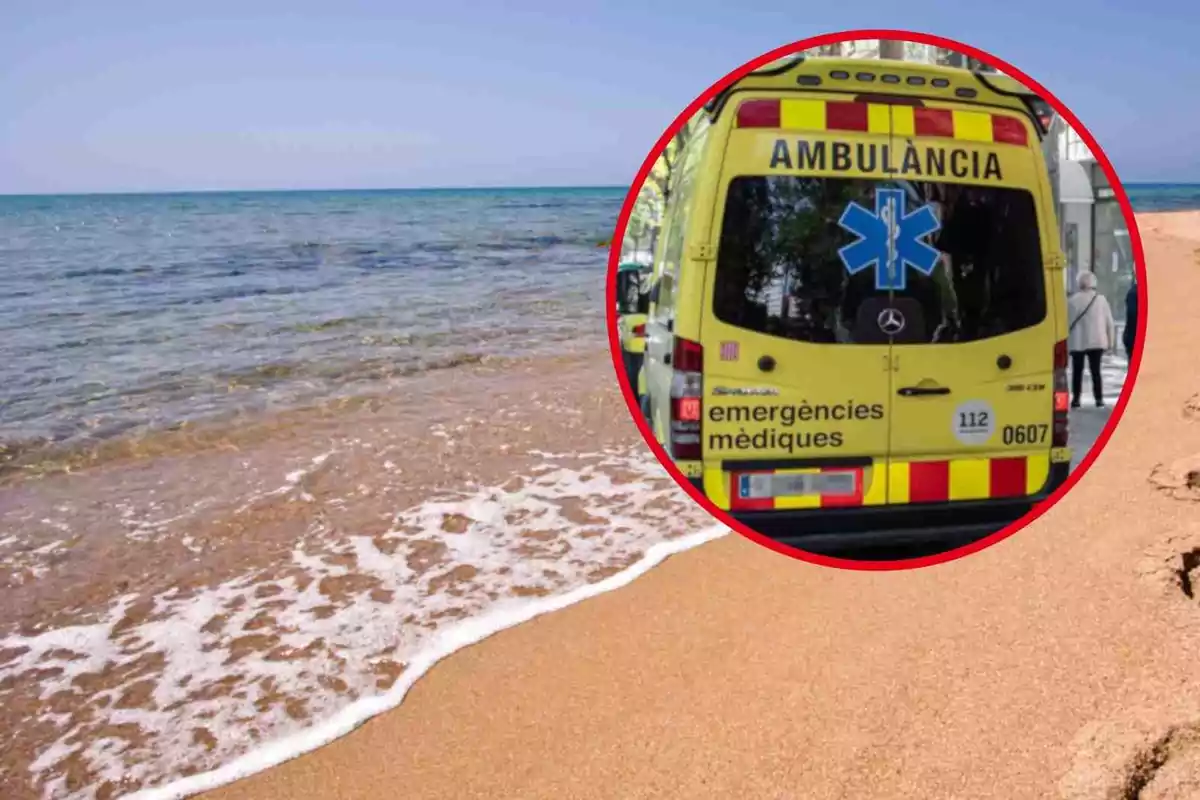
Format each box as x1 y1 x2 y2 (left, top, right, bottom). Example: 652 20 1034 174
1 0 1197 194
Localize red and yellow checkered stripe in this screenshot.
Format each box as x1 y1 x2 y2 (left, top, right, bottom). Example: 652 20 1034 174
735 98 1029 146
886 454 1050 504
710 453 1050 511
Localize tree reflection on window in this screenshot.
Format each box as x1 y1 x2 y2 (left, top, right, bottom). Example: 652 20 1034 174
714 176 1046 346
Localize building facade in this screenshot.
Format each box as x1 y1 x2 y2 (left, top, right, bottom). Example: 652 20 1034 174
1045 118 1133 319
804 40 996 71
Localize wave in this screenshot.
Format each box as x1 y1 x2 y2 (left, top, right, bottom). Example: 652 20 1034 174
2 442 726 800
60 266 130 279
0 352 502 482
129 524 730 800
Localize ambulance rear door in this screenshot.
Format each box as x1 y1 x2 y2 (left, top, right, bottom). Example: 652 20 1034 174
697 94 898 514
880 102 1058 508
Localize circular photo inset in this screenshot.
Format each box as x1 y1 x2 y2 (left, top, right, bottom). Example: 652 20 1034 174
607 31 1146 570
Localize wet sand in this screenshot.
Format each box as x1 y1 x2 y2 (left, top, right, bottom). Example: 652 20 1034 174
204 212 1200 800
0 351 716 799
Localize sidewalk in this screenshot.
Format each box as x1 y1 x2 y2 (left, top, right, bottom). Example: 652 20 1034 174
1068 351 1129 472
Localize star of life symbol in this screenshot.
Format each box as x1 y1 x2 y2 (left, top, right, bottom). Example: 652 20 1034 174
837 188 942 292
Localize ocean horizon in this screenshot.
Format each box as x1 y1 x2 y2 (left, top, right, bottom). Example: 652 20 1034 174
0 185 629 200
2 183 1197 214
2 180 1196 197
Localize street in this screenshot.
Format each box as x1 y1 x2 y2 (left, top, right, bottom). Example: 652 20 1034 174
1069 350 1129 472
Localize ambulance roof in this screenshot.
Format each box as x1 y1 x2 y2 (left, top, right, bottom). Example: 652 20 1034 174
705 56 1040 126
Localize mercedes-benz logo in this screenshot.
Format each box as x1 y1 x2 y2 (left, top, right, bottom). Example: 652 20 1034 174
877 307 906 335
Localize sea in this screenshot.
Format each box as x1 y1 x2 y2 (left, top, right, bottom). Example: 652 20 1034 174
0 183 1192 472
0 183 1191 800
0 185 724 800
0 187 628 476
1125 182 1200 212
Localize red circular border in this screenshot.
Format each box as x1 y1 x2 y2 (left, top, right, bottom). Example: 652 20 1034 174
605 28 1148 572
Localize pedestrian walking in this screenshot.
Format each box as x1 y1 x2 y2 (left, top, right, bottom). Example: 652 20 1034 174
1067 271 1117 408
1123 279 1138 360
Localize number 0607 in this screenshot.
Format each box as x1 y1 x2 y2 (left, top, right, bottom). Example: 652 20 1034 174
1002 424 1048 445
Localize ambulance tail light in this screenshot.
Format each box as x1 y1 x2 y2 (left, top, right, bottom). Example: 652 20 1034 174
669 337 704 461
1053 339 1069 447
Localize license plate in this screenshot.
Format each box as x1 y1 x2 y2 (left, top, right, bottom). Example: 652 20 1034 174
739 471 857 499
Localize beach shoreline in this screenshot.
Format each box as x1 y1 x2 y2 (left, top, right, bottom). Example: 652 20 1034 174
189 212 1195 800
0 347 720 800
0 211 1181 800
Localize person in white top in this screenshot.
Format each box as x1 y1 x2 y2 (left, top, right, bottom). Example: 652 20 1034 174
1066 271 1117 408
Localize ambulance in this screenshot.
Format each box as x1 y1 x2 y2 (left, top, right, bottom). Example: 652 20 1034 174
638 55 1072 559
615 262 651 398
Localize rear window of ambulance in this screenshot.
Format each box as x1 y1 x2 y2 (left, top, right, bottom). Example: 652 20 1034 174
712 176 1047 345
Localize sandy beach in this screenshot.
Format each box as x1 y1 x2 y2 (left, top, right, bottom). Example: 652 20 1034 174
1 349 726 800
0 212 1167 800
197 213 1197 799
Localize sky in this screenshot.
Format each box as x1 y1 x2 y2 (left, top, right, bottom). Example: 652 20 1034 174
1 0 1197 194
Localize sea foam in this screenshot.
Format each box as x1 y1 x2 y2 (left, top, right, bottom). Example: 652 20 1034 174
1 446 725 799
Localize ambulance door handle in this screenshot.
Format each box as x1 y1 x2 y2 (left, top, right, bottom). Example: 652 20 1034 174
897 386 951 397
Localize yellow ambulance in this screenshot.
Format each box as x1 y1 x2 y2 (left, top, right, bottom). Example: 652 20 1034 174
615 262 651 399
639 55 1072 559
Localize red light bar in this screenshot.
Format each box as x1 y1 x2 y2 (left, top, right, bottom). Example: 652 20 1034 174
825 101 868 132
734 97 1026 146
992 115 1028 146
736 99 780 128
914 108 954 138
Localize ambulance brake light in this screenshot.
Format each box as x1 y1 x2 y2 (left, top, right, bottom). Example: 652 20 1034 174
1053 340 1068 370
1053 340 1069 447
668 337 704 461
673 337 704 373
677 397 701 422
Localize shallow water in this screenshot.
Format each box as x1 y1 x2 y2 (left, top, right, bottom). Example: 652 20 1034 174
0 350 719 800
1127 183 1200 213
0 187 621 466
